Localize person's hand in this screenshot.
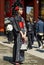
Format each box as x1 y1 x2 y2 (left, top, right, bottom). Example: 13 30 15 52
20 31 27 41
24 36 28 42
20 31 25 39
20 31 23 36
22 34 27 41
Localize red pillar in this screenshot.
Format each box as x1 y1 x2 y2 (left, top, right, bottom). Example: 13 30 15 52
20 0 26 19
6 0 16 17
6 0 12 17
0 0 5 32
9 0 12 17
34 0 39 21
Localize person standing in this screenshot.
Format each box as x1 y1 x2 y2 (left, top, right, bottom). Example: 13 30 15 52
36 17 44 49
10 3 27 65
5 18 13 43
26 17 34 49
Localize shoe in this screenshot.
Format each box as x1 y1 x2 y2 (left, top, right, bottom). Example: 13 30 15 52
19 61 23 64
12 62 15 64
15 63 20 65
43 44 44 46
29 46 32 49
39 45 43 49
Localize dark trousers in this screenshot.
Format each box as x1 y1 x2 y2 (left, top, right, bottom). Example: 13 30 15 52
13 33 24 63
28 32 34 49
37 34 43 47
7 31 13 43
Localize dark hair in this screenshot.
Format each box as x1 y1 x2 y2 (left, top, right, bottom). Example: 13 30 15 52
38 16 44 21
12 2 23 15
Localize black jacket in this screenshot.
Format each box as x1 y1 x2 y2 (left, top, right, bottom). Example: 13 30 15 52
26 21 34 33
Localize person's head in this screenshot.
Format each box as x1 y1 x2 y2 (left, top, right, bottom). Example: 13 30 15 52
14 3 23 15
12 2 23 15
34 20 36 23
17 6 23 15
38 16 44 22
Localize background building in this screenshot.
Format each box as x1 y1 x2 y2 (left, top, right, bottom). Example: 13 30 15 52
0 0 44 35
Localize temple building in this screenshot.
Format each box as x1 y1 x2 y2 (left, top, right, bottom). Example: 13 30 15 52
0 0 44 34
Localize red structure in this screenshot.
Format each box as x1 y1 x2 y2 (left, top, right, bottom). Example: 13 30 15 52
0 0 39 33
0 0 4 32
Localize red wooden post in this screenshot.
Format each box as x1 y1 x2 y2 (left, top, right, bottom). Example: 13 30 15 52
7 0 16 17
6 0 12 17
33 0 39 21
0 0 5 32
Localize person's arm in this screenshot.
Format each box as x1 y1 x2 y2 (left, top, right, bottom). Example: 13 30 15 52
36 22 39 35
10 17 21 32
22 18 27 36
20 31 24 38
21 18 27 41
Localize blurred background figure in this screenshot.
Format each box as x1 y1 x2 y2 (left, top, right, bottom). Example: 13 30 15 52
26 17 34 49
36 17 44 49
5 18 13 43
33 20 37 37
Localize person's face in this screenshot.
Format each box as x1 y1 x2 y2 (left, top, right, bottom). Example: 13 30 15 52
18 7 23 15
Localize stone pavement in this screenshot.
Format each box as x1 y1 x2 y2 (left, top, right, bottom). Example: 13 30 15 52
0 36 44 65
27 41 44 60
0 36 44 59
0 43 44 65
23 51 44 65
0 44 13 65
0 36 14 48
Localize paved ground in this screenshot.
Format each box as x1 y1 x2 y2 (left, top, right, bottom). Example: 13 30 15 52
0 44 44 65
27 41 44 59
0 36 44 65
23 52 44 65
0 44 13 65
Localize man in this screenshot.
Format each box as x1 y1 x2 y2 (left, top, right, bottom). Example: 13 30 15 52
36 17 44 49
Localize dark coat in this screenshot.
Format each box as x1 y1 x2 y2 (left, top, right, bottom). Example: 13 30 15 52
10 16 26 34
10 15 26 62
36 20 44 33
26 21 34 33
